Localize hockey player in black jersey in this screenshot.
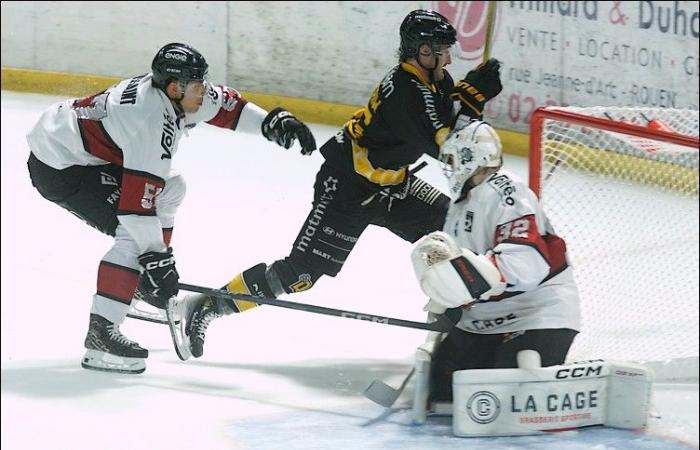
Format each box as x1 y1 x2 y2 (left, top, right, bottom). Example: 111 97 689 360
168 10 503 360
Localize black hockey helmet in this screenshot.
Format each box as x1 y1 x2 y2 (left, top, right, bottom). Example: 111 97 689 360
151 43 209 91
399 9 457 59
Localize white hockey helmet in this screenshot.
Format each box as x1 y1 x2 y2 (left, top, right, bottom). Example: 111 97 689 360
439 119 503 197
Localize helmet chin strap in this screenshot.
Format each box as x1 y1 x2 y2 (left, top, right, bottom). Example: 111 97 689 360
417 48 439 83
167 81 187 116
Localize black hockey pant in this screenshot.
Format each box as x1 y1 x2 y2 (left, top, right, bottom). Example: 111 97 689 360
267 162 451 294
429 327 579 402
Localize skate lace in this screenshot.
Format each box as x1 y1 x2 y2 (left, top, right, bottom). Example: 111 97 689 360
194 309 222 341
107 324 137 347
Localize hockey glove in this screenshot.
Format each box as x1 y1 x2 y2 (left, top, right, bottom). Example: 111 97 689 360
363 171 410 211
450 58 503 120
262 107 317 155
138 248 179 304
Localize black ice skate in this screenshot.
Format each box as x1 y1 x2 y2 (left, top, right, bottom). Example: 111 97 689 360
81 313 148 374
167 293 222 361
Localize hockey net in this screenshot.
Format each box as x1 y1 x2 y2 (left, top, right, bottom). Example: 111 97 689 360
529 106 699 380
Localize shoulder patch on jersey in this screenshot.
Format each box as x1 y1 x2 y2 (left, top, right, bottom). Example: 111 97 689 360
220 86 242 111
487 172 517 206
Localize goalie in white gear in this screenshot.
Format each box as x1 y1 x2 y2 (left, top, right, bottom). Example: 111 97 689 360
411 119 581 404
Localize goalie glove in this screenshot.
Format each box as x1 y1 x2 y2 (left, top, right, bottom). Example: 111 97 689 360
261 107 317 155
412 232 505 310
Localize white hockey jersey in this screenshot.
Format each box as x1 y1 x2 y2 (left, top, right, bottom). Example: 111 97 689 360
443 169 581 334
26 73 267 253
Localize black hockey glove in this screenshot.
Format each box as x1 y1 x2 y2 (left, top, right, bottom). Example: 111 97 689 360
364 172 411 211
450 58 503 120
262 107 317 155
138 248 179 304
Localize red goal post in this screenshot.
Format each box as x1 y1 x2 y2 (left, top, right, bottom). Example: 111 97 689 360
528 106 699 379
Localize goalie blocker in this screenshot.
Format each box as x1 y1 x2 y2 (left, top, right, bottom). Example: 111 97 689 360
412 350 653 436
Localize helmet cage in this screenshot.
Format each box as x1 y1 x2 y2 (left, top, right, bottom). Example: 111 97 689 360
439 121 503 197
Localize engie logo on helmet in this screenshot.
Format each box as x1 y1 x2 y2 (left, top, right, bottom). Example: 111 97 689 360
164 51 187 62
433 1 499 61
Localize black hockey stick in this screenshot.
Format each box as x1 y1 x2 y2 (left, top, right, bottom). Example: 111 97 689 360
178 282 455 332
360 161 428 206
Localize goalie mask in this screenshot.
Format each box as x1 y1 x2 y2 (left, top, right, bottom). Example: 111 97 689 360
439 120 503 198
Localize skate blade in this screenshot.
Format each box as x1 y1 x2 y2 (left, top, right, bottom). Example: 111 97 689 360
81 349 145 374
167 297 192 361
127 299 173 325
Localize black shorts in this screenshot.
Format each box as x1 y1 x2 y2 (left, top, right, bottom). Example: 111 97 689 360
430 327 579 402
27 152 122 236
274 161 449 284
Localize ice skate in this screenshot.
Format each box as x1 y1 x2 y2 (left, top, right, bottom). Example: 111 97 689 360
167 293 222 361
81 313 148 374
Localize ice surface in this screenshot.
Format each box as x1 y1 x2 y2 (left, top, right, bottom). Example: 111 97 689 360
2 91 697 450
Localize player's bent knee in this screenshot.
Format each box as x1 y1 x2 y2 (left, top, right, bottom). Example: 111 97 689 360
270 258 325 294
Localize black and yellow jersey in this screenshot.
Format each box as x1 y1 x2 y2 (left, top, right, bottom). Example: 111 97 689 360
320 63 455 187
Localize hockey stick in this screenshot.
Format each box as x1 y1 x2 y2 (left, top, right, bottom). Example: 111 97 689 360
360 161 428 206
364 367 415 408
482 1 497 63
178 282 455 332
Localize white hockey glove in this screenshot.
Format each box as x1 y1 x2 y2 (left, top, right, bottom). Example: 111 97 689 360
412 232 505 311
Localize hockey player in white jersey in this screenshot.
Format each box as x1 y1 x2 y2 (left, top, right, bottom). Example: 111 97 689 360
26 43 317 374
411 119 581 403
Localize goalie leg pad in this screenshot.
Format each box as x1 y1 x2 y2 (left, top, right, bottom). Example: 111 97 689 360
451 360 653 436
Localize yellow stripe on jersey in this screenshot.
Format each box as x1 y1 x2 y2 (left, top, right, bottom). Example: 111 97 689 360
400 63 436 93
352 143 407 186
435 126 450 147
226 273 259 312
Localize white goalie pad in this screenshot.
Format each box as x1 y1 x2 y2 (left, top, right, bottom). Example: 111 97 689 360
451 359 653 437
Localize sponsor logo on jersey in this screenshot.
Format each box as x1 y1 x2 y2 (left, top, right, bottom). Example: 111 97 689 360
297 176 339 253
379 67 396 98
141 182 163 210
100 172 118 186
106 188 121 205
412 80 443 130
488 173 516 206
464 210 474 232
220 87 240 111
322 226 358 243
160 113 176 160
289 274 312 292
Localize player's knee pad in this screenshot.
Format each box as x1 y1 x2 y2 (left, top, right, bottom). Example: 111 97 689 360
224 263 279 313
269 257 325 294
